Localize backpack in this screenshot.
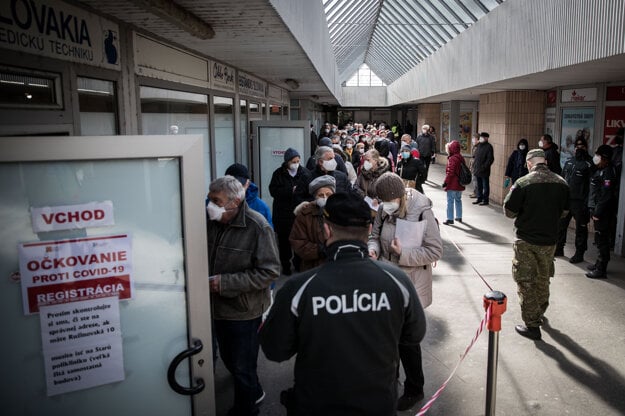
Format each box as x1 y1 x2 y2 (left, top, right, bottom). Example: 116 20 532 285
458 161 472 185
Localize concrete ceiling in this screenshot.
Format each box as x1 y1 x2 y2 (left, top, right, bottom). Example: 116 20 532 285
78 0 340 104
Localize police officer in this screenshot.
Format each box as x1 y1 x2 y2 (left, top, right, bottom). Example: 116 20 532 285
260 192 426 416
504 149 569 340
586 145 618 279
555 137 595 262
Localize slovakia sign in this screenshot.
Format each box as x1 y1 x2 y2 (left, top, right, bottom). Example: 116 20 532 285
0 0 120 69
19 234 133 314
31 201 114 233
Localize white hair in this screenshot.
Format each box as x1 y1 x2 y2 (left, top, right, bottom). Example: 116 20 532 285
209 176 245 200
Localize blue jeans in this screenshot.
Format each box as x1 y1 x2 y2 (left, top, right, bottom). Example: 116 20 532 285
447 190 462 220
214 317 263 416
476 176 490 203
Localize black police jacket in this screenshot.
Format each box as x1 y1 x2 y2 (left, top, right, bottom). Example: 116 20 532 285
562 153 595 201
260 240 425 416
589 164 618 219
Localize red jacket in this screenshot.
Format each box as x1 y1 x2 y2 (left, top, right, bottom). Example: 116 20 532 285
444 141 466 191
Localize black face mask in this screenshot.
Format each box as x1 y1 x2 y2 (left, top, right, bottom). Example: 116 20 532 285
575 148 586 159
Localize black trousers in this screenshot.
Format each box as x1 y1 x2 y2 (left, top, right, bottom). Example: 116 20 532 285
420 156 431 181
594 217 611 271
399 343 424 395
557 199 589 252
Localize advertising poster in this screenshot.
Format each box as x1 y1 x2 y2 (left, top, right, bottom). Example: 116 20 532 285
459 112 473 152
19 234 133 314
40 297 124 396
604 106 625 145
560 108 594 167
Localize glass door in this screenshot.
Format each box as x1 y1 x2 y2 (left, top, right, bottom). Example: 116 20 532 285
0 135 213 416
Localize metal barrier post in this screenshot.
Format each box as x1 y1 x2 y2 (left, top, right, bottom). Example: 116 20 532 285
483 291 507 416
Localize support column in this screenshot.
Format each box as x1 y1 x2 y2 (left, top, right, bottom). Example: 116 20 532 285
478 91 546 205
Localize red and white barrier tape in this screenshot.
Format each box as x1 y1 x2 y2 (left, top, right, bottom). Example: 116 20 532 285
415 304 491 415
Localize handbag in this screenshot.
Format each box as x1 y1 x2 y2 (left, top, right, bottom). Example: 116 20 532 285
458 161 472 185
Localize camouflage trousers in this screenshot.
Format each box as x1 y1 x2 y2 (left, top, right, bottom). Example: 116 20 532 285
512 240 556 327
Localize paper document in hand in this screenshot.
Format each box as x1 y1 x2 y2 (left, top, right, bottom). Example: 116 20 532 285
364 196 379 211
395 218 426 249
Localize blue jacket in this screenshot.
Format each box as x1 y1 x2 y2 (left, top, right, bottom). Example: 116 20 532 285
246 181 273 229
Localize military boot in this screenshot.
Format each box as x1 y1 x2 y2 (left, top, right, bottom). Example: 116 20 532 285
586 262 607 279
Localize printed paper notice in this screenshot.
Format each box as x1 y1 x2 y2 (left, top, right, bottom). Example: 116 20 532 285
395 218 426 249
40 297 124 396
19 234 133 314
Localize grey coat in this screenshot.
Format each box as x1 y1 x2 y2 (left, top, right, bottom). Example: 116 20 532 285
368 188 443 308
207 202 281 320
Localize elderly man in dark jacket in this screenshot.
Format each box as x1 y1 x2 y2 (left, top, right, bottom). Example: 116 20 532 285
207 176 281 415
305 146 352 199
472 132 495 206
539 134 562 175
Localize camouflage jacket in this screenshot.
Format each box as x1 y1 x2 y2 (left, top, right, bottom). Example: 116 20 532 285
504 164 569 245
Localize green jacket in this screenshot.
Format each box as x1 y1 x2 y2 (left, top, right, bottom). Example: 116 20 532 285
503 164 569 245
207 202 280 320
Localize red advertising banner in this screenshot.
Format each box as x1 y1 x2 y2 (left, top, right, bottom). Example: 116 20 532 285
604 106 625 145
606 86 625 101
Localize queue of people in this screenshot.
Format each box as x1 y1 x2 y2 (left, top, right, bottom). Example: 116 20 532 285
206 120 622 415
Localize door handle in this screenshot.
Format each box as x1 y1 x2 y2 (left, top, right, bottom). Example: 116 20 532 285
167 339 205 395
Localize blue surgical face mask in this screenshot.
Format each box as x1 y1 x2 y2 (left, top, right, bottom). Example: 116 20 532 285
402 152 411 159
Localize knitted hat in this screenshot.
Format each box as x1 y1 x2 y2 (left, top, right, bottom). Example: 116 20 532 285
595 144 614 160
323 193 371 227
224 163 249 185
309 175 336 195
375 172 406 202
526 149 545 161
284 147 300 162
318 137 332 147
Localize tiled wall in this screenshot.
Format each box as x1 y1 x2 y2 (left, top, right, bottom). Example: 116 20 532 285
478 91 547 204
417 103 441 139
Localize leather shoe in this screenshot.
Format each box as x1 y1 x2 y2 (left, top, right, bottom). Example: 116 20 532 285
397 392 425 411
569 253 584 264
586 270 607 279
472 200 482 204
479 201 489 206
455 218 462 223
443 220 454 225
515 325 541 340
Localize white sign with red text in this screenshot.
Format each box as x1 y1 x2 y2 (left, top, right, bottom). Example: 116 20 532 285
19 234 133 314
561 88 597 103
31 201 115 233
40 297 125 396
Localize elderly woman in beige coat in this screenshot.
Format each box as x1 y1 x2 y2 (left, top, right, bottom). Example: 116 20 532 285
367 172 443 411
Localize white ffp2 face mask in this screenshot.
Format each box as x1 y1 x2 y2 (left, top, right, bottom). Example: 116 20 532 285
322 159 337 172
289 163 299 171
382 201 400 215
538 140 544 148
363 160 373 171
593 154 602 165
206 202 226 221
316 197 327 208
519 145 526 150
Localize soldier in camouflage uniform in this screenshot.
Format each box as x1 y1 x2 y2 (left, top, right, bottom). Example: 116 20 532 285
503 149 569 340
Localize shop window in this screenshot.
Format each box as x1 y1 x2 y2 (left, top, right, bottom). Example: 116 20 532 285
140 86 211 187
0 68 61 108
214 96 235 176
78 77 118 135
249 102 260 113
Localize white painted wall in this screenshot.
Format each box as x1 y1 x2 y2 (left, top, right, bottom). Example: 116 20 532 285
341 87 387 107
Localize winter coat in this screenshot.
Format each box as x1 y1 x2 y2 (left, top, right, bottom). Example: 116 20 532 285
544 143 562 175
305 153 347 174
444 141 466 191
368 188 443 308
472 141 494 177
245 181 273 228
354 157 391 198
505 149 529 182
269 164 311 231
289 202 327 272
207 202 281 320
260 241 425 416
416 133 436 158
561 151 594 201
397 156 426 193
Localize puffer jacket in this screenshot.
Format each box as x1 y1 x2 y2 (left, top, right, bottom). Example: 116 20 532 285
472 141 494 177
355 157 391 198
444 141 466 191
368 188 443 308
207 202 281 320
289 201 327 272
